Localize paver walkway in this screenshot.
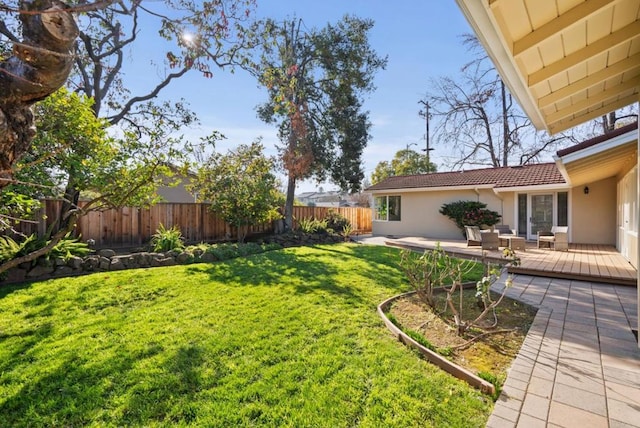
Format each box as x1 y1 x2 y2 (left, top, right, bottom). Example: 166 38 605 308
488 275 639 428
354 236 640 427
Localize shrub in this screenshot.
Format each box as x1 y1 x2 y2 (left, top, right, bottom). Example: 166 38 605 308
439 200 501 237
150 223 185 252
398 246 475 309
0 235 26 263
324 210 350 232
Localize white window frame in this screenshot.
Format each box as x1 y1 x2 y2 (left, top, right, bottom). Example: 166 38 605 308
373 195 401 222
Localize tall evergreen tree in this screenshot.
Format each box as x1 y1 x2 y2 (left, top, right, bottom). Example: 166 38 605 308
248 15 386 230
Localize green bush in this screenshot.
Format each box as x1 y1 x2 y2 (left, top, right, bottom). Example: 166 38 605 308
0 235 27 263
324 210 350 233
439 200 501 237
150 223 185 252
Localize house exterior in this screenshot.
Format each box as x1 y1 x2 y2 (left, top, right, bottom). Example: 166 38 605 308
155 166 200 203
296 191 343 207
454 0 640 346
367 123 638 268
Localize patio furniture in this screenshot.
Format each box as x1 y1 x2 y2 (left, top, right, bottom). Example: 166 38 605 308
480 231 499 251
495 224 517 247
465 226 499 250
504 235 526 251
465 226 482 246
537 226 569 251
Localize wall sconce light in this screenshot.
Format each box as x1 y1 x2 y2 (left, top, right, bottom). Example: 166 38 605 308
584 186 589 195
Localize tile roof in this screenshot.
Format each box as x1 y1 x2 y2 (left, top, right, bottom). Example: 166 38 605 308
366 163 566 191
556 122 638 157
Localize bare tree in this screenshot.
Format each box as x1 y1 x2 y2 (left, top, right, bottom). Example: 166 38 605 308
426 34 580 169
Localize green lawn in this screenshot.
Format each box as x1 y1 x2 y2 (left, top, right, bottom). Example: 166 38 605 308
0 244 492 427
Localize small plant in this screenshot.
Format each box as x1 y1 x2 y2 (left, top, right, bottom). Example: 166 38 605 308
150 223 185 252
0 234 43 263
398 245 475 310
341 224 354 241
444 248 519 335
297 217 328 234
297 218 317 233
47 234 92 261
0 235 22 263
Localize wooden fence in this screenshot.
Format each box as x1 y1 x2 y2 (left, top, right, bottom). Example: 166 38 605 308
14 200 372 248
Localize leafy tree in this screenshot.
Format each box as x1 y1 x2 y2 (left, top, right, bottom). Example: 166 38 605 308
0 0 255 216
190 141 283 243
0 0 256 272
370 148 437 184
248 15 387 231
0 87 187 275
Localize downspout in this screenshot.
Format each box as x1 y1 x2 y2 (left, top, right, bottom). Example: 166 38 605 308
474 187 481 202
492 187 504 221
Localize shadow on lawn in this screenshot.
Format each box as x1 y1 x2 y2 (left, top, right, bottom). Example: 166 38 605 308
184 243 407 305
0 339 210 426
190 247 366 302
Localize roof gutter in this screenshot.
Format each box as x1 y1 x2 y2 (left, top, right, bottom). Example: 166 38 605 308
366 184 495 195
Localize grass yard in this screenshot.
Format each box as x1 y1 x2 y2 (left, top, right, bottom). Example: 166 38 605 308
0 244 493 427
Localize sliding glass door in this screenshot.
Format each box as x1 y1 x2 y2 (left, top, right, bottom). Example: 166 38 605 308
517 192 569 240
529 194 554 238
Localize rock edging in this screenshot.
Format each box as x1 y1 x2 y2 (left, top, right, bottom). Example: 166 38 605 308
377 290 496 396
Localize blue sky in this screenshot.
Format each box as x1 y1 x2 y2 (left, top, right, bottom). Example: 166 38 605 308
126 1 475 193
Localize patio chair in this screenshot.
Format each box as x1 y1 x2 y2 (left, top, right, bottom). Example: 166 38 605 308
465 226 499 250
480 231 499 251
465 226 482 246
537 226 569 251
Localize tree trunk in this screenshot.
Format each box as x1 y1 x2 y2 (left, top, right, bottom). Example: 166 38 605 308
53 182 80 236
284 174 297 232
0 1 78 190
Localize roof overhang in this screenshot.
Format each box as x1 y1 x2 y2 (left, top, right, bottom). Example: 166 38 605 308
366 184 496 194
494 183 571 193
555 127 638 186
455 0 640 134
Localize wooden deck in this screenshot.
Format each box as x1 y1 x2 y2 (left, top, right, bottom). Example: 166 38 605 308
384 237 637 287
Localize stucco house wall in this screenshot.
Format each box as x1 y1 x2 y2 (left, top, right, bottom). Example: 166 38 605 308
570 177 617 245
372 188 508 240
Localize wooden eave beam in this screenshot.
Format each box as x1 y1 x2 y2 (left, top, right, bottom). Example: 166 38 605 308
538 52 640 108
528 20 640 86
544 75 640 124
513 0 620 56
548 93 640 133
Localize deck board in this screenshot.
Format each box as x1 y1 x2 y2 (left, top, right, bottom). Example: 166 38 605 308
384 238 637 287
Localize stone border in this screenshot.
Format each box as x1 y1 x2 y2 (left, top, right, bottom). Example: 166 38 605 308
377 290 495 396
